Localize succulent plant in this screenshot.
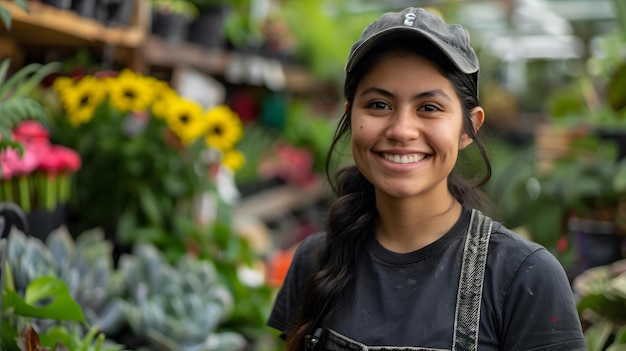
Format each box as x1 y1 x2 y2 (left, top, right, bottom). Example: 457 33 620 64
5 226 126 337
117 243 246 351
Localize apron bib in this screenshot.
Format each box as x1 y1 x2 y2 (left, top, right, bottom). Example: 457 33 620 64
322 209 493 351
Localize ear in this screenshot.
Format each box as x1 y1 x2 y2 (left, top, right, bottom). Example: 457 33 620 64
459 107 485 149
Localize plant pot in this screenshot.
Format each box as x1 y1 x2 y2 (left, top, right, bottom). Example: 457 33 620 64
72 0 97 18
569 216 624 275
95 0 135 26
26 205 67 242
151 11 190 43
42 0 72 10
187 5 229 49
596 128 626 160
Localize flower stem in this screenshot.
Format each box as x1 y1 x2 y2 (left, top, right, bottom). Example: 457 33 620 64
18 176 30 213
2 180 12 203
58 173 70 203
46 174 57 211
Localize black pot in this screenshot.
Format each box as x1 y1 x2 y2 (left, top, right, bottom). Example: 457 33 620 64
42 0 72 10
72 0 97 18
187 5 229 49
570 216 623 274
95 0 135 26
151 11 190 43
26 205 67 242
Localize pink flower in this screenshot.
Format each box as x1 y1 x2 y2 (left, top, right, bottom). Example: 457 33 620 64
37 145 81 174
0 147 38 179
53 145 81 172
14 120 50 145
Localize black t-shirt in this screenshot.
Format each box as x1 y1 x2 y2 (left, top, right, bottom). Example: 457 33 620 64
267 207 587 350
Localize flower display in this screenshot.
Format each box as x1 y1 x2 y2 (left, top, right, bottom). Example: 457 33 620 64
0 120 81 213
53 69 245 170
49 69 246 244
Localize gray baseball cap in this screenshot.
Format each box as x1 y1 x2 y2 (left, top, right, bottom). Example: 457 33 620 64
345 7 479 77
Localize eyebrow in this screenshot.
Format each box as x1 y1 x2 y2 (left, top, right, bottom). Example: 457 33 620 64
358 87 453 102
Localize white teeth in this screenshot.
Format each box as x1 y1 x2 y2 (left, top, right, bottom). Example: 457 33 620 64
382 153 425 164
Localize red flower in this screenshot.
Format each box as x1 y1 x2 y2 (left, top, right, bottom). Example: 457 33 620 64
37 145 81 174
13 120 50 145
54 145 81 172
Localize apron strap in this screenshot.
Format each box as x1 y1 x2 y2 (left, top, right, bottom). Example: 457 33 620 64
452 209 493 351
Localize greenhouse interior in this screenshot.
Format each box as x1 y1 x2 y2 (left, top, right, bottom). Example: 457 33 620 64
0 0 625 350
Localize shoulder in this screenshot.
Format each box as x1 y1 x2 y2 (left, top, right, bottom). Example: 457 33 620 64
286 232 326 283
485 217 570 291
488 219 546 262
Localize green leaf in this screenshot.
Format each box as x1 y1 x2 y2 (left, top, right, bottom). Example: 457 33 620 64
14 61 61 97
0 6 11 31
585 320 613 351
138 185 162 226
0 58 10 87
4 276 86 323
613 325 626 344
1 319 20 350
13 0 28 11
0 62 42 99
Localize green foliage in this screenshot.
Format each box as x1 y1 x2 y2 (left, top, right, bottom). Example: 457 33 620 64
151 0 198 19
3 228 127 349
574 259 626 350
117 242 246 351
1 272 120 351
281 0 378 81
49 101 209 251
0 0 27 30
0 59 61 155
3 276 85 323
283 102 335 172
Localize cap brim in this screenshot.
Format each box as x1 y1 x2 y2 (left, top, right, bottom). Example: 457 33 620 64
345 27 478 75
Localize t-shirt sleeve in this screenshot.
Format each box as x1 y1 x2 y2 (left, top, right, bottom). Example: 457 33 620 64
267 233 321 336
499 247 587 350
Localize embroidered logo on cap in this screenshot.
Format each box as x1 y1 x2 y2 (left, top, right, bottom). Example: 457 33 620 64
404 12 416 26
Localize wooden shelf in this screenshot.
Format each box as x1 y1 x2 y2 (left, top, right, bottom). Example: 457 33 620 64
142 36 322 94
0 1 323 93
0 0 149 47
235 177 329 223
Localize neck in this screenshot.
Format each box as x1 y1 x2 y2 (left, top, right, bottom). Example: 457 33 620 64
375 193 462 253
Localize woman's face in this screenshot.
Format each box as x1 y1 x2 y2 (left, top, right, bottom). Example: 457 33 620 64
350 53 482 201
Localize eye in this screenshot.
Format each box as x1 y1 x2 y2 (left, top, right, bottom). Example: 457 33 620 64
419 104 440 112
369 101 390 110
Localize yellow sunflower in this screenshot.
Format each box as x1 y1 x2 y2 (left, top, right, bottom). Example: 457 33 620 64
204 105 243 152
162 97 206 143
151 84 179 120
107 69 154 112
222 148 246 172
66 106 98 126
54 76 106 125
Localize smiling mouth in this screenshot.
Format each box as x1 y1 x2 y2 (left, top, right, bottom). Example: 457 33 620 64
381 153 426 164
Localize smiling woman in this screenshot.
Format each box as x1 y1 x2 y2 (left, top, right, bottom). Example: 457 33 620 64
267 6 587 351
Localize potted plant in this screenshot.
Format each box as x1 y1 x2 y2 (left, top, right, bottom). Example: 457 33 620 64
150 0 198 42
573 258 626 350
535 135 626 276
46 69 245 257
185 0 250 49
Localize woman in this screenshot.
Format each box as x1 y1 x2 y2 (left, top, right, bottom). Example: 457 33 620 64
268 7 586 351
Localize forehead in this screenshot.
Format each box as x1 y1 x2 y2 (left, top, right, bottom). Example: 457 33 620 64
358 53 455 93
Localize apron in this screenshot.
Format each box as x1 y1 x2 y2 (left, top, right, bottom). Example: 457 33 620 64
320 209 493 351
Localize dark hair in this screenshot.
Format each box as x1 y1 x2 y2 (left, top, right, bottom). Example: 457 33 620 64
285 36 492 351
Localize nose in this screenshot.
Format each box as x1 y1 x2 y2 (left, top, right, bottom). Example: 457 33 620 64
384 107 419 141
